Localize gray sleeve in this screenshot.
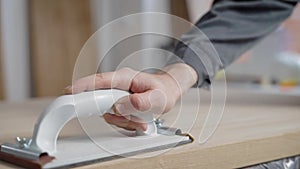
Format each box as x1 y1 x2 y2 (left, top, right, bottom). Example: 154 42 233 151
175 0 297 88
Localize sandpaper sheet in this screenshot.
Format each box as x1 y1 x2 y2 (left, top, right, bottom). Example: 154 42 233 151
0 115 192 169
43 116 192 168
44 132 191 168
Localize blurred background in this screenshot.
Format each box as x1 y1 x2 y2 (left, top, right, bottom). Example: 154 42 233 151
0 0 299 101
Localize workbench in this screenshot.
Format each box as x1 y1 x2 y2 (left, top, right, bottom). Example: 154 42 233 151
0 86 300 168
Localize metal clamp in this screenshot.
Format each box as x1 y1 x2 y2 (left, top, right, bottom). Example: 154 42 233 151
154 118 182 136
0 137 45 160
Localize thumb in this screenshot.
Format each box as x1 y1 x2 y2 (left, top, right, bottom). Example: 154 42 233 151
113 91 152 117
113 89 167 117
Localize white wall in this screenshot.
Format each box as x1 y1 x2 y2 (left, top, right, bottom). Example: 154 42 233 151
0 0 30 101
89 0 171 72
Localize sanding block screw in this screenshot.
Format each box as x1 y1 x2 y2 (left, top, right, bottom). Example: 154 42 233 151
16 137 31 149
154 118 164 128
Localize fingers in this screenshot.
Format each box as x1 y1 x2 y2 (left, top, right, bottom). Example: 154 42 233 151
64 67 137 94
106 89 166 132
63 68 172 133
114 89 167 116
103 113 147 131
64 74 106 94
114 92 151 116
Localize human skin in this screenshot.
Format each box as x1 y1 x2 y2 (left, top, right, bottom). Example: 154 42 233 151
64 63 198 131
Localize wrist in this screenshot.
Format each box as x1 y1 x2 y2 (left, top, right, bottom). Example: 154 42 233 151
161 63 198 98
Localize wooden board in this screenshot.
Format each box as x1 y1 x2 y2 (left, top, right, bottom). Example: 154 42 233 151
29 0 94 97
0 87 300 168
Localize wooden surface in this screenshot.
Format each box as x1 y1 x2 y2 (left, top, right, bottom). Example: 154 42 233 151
29 0 94 97
0 87 300 168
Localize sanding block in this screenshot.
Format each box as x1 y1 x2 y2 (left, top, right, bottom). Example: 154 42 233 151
0 89 193 169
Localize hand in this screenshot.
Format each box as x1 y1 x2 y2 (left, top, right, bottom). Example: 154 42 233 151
64 63 198 131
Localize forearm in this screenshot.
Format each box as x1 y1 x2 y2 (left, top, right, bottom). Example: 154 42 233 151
175 0 297 88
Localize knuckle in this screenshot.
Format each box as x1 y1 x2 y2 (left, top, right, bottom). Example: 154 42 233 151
130 95 144 111
131 72 152 92
118 67 135 74
96 73 106 79
131 74 142 87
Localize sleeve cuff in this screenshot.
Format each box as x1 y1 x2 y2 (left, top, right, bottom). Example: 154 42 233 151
173 42 211 89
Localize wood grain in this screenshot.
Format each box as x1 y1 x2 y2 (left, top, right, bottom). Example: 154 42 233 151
29 0 94 97
0 88 299 169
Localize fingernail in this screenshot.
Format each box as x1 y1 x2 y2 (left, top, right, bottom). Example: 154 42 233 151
63 87 72 94
139 124 147 131
64 85 73 92
64 85 72 91
65 85 71 89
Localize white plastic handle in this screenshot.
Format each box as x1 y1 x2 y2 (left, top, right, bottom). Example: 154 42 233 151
29 89 157 155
